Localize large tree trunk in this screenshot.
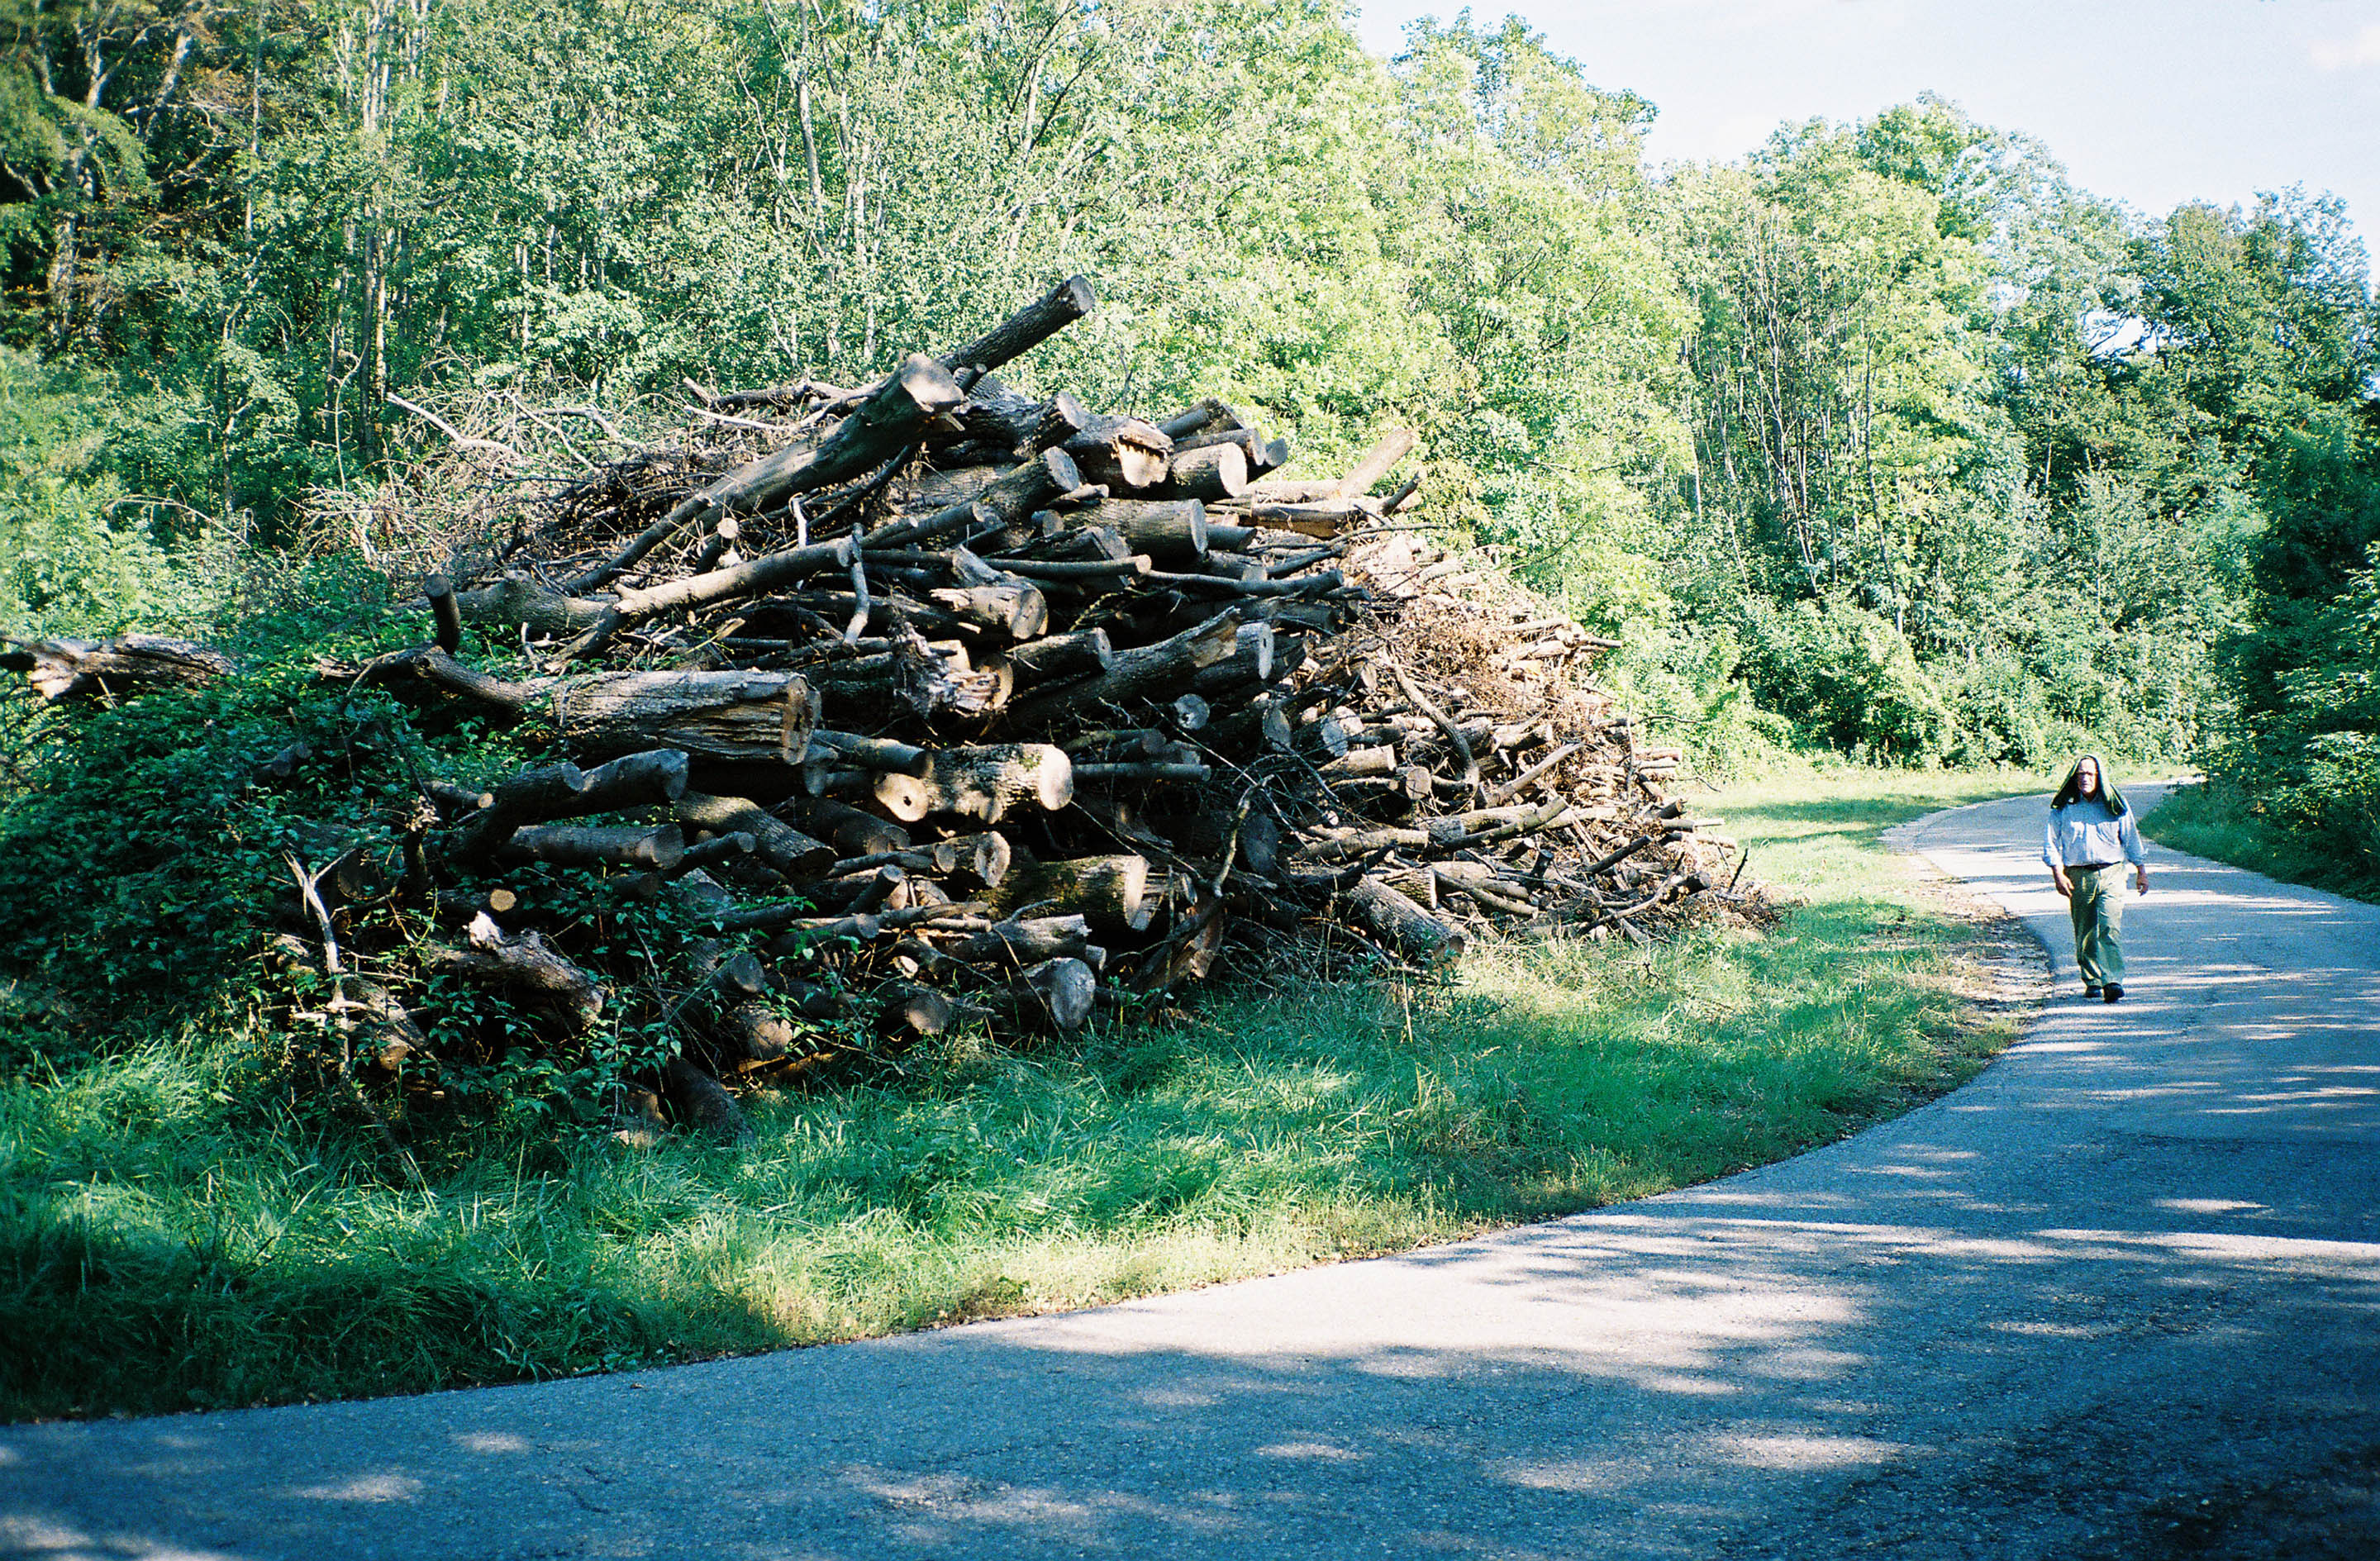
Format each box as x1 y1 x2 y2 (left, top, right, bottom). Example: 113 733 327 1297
872 744 1074 823
7 635 237 702
550 670 820 762
988 854 1152 934
1343 876 1469 966
1076 499 1209 564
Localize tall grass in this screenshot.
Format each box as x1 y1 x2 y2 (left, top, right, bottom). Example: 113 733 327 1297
2144 778 2380 904
2 764 2048 1421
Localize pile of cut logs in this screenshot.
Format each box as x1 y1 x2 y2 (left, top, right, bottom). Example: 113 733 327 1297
2 277 1749 1139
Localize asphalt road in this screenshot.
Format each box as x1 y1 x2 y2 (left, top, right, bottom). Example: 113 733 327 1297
7 783 2378 1560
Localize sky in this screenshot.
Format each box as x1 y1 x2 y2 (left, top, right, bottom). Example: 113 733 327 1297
1349 0 2380 241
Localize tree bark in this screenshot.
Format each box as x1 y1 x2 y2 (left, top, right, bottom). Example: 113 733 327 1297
800 797 910 858
424 914 606 1036
999 957 1097 1033
9 635 236 702
497 824 685 873
939 914 1096 964
927 580 1049 641
807 731 931 776
1188 622 1275 694
1156 397 1244 440
676 831 758 874
342 651 816 768
872 744 1073 824
424 574 463 653
1155 442 1248 502
1344 876 1467 966
447 749 689 859
931 375 1089 461
807 864 907 913
1076 498 1207 564
938 274 1095 374
452 573 612 641
1006 627 1112 683
674 792 838 880
988 854 1150 933
710 997 800 1069
1333 427 1416 498
873 983 989 1042
552 670 818 762
661 1056 752 1143
1012 522 1133 564
868 447 1082 550
1064 414 1171 491
560 537 861 662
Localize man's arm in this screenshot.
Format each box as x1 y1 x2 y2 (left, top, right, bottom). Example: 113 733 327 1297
2045 815 2071 897
2121 809 2149 893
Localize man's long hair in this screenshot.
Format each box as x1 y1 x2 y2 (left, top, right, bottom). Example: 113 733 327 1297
2051 753 2128 816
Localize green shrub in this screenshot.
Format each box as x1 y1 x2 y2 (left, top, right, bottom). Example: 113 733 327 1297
0 349 234 640
1604 622 1795 779
1735 596 1954 764
2206 545 2380 886
0 566 788 1122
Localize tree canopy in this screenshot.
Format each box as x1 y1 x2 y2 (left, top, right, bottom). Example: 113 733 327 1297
0 0 2372 868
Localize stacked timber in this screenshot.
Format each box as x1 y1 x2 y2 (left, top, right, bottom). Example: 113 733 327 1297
3 276 1752 1139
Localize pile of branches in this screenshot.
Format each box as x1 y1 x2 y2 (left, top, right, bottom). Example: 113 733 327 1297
2 278 1753 1140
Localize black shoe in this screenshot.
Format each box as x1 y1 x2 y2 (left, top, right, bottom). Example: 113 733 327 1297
2083 985 2102 999
2103 983 2123 1003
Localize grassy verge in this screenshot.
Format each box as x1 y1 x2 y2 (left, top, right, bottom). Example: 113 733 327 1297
2 764 2049 1421
2143 778 2380 904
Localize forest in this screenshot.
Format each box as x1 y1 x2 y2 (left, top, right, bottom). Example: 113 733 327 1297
0 0 2373 851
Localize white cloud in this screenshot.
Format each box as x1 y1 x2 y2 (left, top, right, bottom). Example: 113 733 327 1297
2311 24 2380 71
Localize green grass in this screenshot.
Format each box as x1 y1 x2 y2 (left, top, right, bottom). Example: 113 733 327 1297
2144 777 2380 904
1 763 2052 1421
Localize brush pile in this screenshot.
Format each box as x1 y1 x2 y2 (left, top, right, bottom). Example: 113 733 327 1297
2 278 1751 1138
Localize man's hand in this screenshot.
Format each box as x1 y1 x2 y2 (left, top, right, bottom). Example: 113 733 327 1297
2052 869 2072 898
2135 865 2150 895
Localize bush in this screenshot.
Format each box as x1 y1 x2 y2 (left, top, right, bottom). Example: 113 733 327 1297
1935 651 2051 769
0 569 413 1033
1735 596 1954 764
2207 545 2380 886
0 349 236 640
1604 622 1795 780
0 566 747 1123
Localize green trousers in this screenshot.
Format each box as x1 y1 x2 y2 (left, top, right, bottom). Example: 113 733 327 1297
2068 864 2128 988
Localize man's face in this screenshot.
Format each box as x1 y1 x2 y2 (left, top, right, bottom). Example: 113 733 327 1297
2078 762 2100 796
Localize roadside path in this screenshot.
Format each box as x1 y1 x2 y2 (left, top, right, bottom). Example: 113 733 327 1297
7 784 2378 1559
